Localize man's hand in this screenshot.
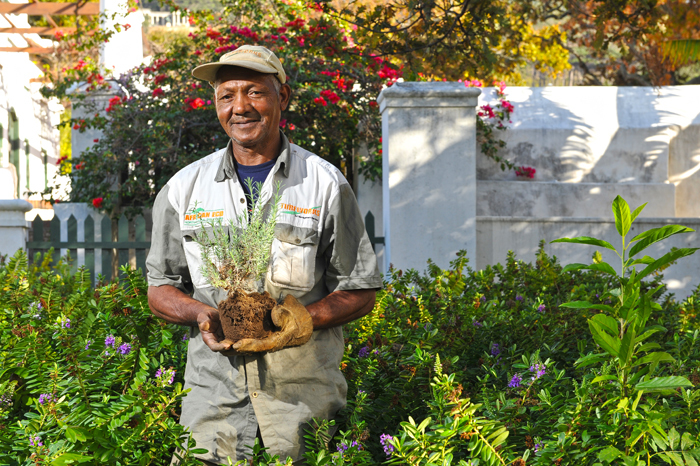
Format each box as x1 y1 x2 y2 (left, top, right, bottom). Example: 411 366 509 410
232 294 313 353
148 285 234 353
197 310 235 352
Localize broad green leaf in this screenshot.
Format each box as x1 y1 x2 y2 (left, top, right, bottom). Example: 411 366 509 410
562 263 588 273
550 236 617 251
628 225 694 258
619 328 636 367
51 453 93 466
632 352 674 367
629 256 655 266
598 446 622 463
683 452 698 466
560 301 615 313
592 375 618 384
630 202 648 223
612 196 632 237
669 428 680 450
637 248 699 281
589 320 621 357
681 432 694 451
635 376 694 392
575 353 608 368
585 262 619 276
591 314 619 336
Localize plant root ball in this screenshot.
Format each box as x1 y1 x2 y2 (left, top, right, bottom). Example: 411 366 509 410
218 290 277 343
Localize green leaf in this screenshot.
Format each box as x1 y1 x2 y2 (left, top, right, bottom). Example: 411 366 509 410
681 432 695 451
585 262 619 276
562 263 588 273
630 202 648 223
592 375 618 384
619 328 636 367
635 376 694 392
632 352 674 367
591 314 619 336
637 248 699 281
575 353 608 368
51 453 93 466
612 196 632 237
628 225 694 258
629 255 655 266
683 452 698 466
550 236 617 251
560 301 615 313
598 446 622 463
669 428 680 450
589 319 621 357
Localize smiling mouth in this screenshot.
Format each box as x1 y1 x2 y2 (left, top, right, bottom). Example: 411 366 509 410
233 120 259 126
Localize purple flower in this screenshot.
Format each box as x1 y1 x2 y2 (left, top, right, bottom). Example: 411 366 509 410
105 335 116 347
38 393 53 405
529 363 546 381
490 343 501 356
182 333 189 341
537 304 546 313
61 318 71 329
380 433 395 456
473 321 483 328
117 343 132 355
337 440 361 452
358 346 370 358
155 367 175 385
155 368 163 378
0 393 12 407
516 295 524 302
508 374 522 388
29 436 43 447
84 339 92 350
480 296 486 302
104 350 110 357
534 442 543 453
595 293 600 298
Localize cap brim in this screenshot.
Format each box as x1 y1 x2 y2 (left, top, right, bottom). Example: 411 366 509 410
192 61 280 83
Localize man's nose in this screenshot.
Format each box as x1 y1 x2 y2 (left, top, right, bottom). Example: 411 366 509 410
231 92 248 115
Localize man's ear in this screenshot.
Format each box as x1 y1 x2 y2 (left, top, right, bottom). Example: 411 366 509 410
279 83 292 111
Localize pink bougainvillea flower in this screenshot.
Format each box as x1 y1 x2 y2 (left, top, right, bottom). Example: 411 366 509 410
189 98 205 110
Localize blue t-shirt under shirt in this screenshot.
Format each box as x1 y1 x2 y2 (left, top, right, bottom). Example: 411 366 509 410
235 157 278 208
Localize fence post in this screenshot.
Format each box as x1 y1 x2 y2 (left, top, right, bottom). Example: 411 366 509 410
377 82 481 272
0 199 32 257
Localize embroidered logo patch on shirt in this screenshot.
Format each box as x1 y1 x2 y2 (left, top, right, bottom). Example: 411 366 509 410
184 204 224 228
280 203 321 219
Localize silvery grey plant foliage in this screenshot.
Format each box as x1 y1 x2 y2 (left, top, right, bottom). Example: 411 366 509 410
194 178 281 294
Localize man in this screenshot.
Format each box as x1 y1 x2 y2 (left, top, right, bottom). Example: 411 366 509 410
146 45 382 465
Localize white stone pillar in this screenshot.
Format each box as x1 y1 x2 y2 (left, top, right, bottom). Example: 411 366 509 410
0 199 32 257
377 82 481 273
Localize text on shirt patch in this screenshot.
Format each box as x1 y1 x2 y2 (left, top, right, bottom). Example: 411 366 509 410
184 204 224 228
280 203 321 217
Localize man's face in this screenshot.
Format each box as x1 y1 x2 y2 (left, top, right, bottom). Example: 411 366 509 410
214 66 291 149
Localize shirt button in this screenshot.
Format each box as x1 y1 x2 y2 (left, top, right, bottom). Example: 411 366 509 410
240 198 245 204
252 392 258 398
295 238 301 244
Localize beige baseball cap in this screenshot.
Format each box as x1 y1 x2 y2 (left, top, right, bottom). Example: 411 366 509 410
192 45 286 85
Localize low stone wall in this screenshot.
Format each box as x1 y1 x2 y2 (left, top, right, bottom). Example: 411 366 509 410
477 216 700 298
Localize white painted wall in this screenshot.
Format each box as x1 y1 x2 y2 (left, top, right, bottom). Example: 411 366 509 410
0 8 64 202
100 0 144 77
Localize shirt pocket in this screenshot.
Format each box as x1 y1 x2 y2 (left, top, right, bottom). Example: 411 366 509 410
267 227 319 292
181 229 210 289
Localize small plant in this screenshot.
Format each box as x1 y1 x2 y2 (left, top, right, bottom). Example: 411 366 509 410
195 178 281 294
193 178 283 343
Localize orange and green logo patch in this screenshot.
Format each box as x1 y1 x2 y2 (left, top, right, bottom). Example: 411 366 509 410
280 203 321 217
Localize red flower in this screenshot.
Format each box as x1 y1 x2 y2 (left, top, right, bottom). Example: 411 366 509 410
288 123 295 131
154 74 167 85
206 28 222 39
313 97 327 106
92 197 104 209
74 59 87 71
189 98 205 110
277 26 287 33
279 119 287 128
93 138 99 143
106 96 122 112
75 162 85 170
320 89 340 104
194 50 202 56
515 166 536 179
369 101 378 108
73 124 80 130
501 101 515 113
152 87 164 97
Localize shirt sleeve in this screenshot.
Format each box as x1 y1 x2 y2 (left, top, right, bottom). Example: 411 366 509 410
146 184 193 293
320 182 383 292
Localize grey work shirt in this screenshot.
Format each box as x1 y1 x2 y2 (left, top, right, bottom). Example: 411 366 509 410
146 132 382 464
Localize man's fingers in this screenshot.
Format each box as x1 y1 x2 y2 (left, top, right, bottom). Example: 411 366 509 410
201 330 233 352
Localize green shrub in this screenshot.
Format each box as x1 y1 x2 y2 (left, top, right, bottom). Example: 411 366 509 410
2 205 699 465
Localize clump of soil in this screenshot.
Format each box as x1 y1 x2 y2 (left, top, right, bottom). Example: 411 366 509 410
219 290 277 343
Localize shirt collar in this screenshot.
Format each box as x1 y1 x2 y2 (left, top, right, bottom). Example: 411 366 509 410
214 130 291 183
